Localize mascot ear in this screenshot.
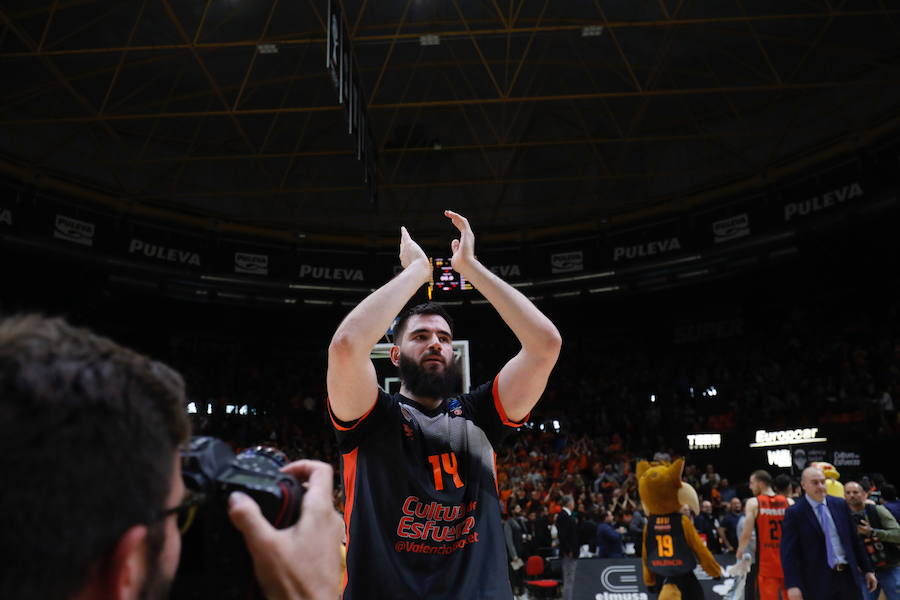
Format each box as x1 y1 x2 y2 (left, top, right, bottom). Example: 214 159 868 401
668 458 686 485
678 482 701 516
637 461 650 480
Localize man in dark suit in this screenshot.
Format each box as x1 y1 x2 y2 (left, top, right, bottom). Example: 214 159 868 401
595 510 626 558
781 466 878 600
557 495 579 600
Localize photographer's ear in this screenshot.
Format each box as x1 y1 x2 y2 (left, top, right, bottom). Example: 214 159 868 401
104 524 150 600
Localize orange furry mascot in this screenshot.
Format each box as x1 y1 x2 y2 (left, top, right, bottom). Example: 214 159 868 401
638 458 722 600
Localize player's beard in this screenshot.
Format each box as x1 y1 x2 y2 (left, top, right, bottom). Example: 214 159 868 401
398 352 462 400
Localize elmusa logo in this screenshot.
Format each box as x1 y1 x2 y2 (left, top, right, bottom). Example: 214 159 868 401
235 252 268 275
53 215 95 246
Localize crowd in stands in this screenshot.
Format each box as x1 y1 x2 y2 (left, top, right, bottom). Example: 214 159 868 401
179 290 899 521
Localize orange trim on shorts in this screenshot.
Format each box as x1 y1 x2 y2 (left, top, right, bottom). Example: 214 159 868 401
492 376 529 427
340 448 359 596
327 391 377 431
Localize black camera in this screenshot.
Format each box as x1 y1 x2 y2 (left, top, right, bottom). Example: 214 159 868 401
852 513 888 568
171 436 303 599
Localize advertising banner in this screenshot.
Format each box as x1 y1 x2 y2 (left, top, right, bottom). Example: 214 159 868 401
573 554 738 600
53 214 96 247
606 220 686 265
292 250 373 285
777 160 867 224
116 223 207 270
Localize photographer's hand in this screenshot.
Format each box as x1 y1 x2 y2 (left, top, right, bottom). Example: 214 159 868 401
229 460 344 600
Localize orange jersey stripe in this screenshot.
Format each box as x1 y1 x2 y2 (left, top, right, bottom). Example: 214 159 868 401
340 448 359 596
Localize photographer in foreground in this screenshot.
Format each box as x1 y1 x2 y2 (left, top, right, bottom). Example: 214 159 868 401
0 314 343 600
845 481 900 600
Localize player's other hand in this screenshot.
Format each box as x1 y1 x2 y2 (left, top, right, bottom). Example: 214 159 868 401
787 587 803 600
444 210 478 276
399 226 431 283
228 460 344 600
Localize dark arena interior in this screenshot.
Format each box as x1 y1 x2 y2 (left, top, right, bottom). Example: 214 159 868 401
1 2 899 600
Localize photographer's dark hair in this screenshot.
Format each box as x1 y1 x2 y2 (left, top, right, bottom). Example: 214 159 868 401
0 314 190 600
393 302 455 342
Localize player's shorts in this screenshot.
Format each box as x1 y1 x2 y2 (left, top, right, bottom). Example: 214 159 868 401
758 575 788 600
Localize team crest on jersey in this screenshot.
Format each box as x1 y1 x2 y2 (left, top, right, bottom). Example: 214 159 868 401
402 423 415 439
447 397 463 416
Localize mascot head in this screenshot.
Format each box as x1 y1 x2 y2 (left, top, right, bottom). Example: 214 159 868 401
810 461 844 497
637 457 700 516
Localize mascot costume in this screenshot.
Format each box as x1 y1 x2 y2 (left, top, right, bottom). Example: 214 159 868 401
638 458 722 600
810 461 844 497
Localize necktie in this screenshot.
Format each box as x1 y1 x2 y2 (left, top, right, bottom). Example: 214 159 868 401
816 502 837 568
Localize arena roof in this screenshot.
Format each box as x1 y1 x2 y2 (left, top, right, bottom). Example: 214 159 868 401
2 1 900 243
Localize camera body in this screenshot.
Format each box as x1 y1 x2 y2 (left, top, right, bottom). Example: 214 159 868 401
172 436 303 599
181 436 302 528
852 511 888 568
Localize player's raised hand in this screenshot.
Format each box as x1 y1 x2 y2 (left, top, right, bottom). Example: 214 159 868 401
399 226 431 283
444 210 477 275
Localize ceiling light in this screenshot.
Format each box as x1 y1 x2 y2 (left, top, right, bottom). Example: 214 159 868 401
581 25 604 37
419 34 440 46
257 43 279 54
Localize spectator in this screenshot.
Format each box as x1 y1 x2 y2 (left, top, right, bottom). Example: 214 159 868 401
694 500 723 553
629 506 647 556
883 484 900 523
684 464 702 492
557 496 578 600
503 504 527 598
533 508 553 552
773 473 793 497
701 464 721 487
595 510 626 559
595 464 621 497
720 497 743 553
719 478 737 503
578 510 599 555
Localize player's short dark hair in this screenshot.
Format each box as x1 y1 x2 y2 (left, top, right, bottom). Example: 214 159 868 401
882 484 897 502
751 469 772 486
393 302 455 342
0 314 191 600
773 473 791 494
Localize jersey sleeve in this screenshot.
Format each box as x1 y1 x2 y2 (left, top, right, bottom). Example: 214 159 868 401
327 387 394 452
458 376 529 448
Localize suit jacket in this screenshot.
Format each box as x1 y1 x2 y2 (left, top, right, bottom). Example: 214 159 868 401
595 522 625 558
556 509 578 557
781 494 874 597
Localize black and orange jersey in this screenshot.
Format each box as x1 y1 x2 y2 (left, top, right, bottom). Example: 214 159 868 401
644 513 697 576
755 494 789 579
329 377 525 600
